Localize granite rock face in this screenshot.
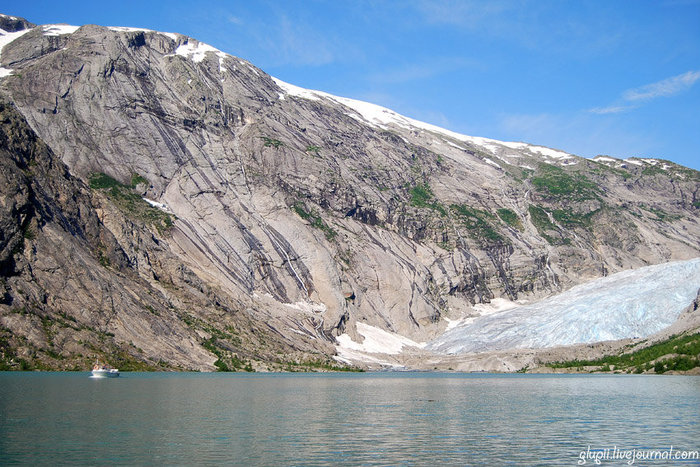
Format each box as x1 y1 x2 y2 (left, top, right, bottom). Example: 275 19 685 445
1 15 699 370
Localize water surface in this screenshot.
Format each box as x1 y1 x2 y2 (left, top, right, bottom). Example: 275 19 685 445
1 372 698 465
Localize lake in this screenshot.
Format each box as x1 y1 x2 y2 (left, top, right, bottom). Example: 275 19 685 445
0 372 698 465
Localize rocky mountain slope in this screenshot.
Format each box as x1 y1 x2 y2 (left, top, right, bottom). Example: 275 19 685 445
1 14 699 371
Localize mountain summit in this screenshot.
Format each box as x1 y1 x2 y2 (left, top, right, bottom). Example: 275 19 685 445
1 15 699 371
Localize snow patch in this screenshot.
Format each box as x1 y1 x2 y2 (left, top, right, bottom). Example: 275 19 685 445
527 145 573 159
500 142 530 150
42 24 80 36
494 155 511 164
108 26 150 33
272 77 519 153
252 291 274 300
625 159 643 166
108 27 178 41
0 27 33 78
483 158 501 169
443 317 461 331
500 141 574 160
176 39 227 65
284 301 327 314
444 298 521 330
428 258 700 354
333 348 404 368
336 323 425 355
594 156 617 163
233 60 258 75
272 77 587 163
142 198 174 214
473 297 520 315
290 328 316 339
0 27 32 53
272 77 324 101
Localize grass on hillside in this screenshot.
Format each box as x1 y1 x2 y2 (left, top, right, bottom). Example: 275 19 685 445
292 202 337 241
547 332 700 374
409 183 447 215
89 173 174 234
531 163 600 201
528 204 570 245
497 208 523 231
451 204 504 244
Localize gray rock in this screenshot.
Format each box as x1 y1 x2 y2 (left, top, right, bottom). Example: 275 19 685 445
1 18 699 370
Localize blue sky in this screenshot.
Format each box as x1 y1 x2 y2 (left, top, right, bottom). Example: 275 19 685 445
4 0 700 169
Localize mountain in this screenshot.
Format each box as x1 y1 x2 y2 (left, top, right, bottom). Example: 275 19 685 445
1 14 699 371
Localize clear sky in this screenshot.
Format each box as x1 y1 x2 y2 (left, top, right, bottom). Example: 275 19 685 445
3 0 700 170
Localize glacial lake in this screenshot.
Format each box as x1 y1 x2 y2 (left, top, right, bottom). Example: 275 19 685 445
1 372 699 465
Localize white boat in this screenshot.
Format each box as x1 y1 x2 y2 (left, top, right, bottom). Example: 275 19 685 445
91 359 119 378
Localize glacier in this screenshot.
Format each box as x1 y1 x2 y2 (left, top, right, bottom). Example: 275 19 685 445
428 258 700 354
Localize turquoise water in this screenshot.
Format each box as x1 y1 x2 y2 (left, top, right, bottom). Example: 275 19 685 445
0 372 698 465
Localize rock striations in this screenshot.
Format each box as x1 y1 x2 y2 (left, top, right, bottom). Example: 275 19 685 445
1 14 699 370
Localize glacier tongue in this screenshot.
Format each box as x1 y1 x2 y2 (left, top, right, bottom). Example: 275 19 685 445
428 258 700 354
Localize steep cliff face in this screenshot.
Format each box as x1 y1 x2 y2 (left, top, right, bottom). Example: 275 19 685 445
0 97 339 371
1 15 699 370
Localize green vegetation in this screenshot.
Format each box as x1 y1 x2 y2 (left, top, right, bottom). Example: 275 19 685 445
510 168 535 182
292 202 337 241
496 208 523 231
180 314 242 347
22 225 36 240
409 183 432 206
0 326 20 371
280 358 364 372
130 173 149 187
1 313 167 371
305 145 321 155
672 166 700 182
641 164 664 176
89 172 123 190
590 161 632 180
202 337 254 372
261 136 284 148
531 163 600 201
693 201 700 209
640 204 681 222
88 173 174 234
409 183 447 215
547 332 700 374
100 348 166 372
528 205 569 245
96 246 111 268
436 241 452 251
180 314 253 372
551 208 599 228
451 204 504 244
